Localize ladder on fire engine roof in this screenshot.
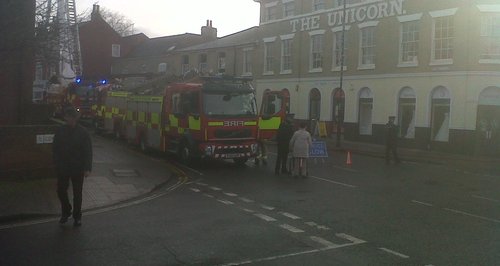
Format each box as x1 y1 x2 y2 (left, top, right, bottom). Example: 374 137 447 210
67 0 83 76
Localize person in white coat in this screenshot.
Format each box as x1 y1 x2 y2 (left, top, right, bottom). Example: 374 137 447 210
289 122 312 177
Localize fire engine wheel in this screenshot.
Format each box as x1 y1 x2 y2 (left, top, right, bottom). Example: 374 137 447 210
233 158 248 166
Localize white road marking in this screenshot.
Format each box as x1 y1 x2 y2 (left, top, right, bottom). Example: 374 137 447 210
217 199 235 205
280 212 301 220
304 221 330 230
260 204 275 210
196 182 208 186
239 197 254 203
310 236 338 248
310 176 357 188
224 192 238 197
189 188 201 192
379 247 410 259
472 195 500 203
210 186 222 191
254 213 277 222
411 200 433 207
443 208 500 224
241 208 255 213
203 193 214 198
280 224 304 233
336 233 367 244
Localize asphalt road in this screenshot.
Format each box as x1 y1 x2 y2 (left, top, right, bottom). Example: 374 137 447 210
1 139 499 265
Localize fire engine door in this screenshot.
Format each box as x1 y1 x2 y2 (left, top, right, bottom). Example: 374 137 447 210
258 89 290 140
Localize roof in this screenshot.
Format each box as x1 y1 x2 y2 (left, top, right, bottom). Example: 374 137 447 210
179 27 259 52
125 33 205 58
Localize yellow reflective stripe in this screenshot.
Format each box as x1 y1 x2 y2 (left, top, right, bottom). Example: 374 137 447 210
169 114 179 127
105 112 112 119
151 113 160 124
244 121 257 126
138 112 146 123
189 116 201 130
111 107 119 114
208 121 223 126
178 127 184 134
258 117 281 130
108 91 129 97
128 96 163 102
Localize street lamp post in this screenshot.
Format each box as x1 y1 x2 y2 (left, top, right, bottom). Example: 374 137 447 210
336 0 347 148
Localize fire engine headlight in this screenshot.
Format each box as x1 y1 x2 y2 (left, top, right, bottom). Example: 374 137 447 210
205 145 214 156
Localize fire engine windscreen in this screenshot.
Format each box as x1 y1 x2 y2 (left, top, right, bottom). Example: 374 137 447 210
203 91 257 116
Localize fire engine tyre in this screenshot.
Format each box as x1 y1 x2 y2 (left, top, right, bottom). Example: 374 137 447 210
233 158 248 166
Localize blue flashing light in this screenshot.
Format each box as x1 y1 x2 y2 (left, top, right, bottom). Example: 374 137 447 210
75 77 82 84
100 79 107 85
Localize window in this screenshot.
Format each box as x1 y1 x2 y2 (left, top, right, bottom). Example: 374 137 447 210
480 14 500 62
398 87 416 139
332 27 349 70
432 16 454 62
218 52 226 72
199 54 208 74
158 63 167 73
309 88 321 121
313 0 325 11
430 87 451 142
266 3 278 21
281 39 293 73
182 55 190 74
310 33 324 71
400 20 419 65
283 1 295 17
359 26 376 69
358 88 373 135
264 42 275 74
243 48 253 75
112 44 120 57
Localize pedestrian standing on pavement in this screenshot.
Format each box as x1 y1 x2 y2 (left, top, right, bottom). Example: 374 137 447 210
275 115 294 175
385 116 401 165
289 122 312 178
53 106 93 227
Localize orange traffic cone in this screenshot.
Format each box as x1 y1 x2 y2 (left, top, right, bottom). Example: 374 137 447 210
346 151 352 165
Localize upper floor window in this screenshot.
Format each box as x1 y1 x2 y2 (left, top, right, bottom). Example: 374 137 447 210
283 0 295 18
265 2 278 21
332 27 350 71
400 20 420 65
281 38 293 73
158 63 167 73
264 41 275 74
112 44 120 57
313 0 325 12
430 8 457 65
243 48 253 76
359 23 377 69
480 14 500 62
310 31 324 71
218 52 226 72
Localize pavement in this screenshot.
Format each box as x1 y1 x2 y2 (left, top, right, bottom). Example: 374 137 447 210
1 133 499 226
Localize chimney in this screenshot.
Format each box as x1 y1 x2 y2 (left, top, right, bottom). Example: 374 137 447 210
91 4 101 20
201 19 217 41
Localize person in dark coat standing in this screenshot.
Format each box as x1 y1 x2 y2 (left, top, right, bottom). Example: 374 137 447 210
53 106 93 227
274 115 294 175
385 116 401 165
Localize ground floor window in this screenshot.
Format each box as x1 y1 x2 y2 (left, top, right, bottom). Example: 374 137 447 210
430 86 450 142
399 87 416 139
358 88 373 135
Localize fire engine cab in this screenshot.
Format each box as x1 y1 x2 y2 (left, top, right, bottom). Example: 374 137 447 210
124 76 260 164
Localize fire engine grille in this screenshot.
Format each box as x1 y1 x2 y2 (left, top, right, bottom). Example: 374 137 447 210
214 145 252 159
214 129 252 139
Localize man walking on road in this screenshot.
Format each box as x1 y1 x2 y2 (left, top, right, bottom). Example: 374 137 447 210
385 116 401 165
53 106 93 227
275 115 294 175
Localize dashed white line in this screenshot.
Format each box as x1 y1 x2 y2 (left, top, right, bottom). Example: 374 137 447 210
217 199 235 205
189 188 201 192
280 224 304 233
239 197 254 203
411 200 433 207
241 208 255 213
224 192 238 197
310 176 357 188
379 247 410 259
336 233 367 244
254 213 277 222
280 212 301 220
310 236 338 248
260 204 275 210
443 208 500 224
210 186 222 191
472 195 500 203
203 193 214 198
196 182 208 186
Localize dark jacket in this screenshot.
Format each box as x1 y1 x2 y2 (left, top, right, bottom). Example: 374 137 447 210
53 124 93 174
386 122 399 145
276 121 294 150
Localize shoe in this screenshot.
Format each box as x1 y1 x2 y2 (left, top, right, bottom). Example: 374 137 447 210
73 219 82 227
59 216 69 224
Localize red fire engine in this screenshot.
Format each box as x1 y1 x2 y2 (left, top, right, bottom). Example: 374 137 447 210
106 77 260 164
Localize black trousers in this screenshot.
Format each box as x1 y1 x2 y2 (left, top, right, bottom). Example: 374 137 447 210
57 172 84 219
275 147 289 174
385 143 400 164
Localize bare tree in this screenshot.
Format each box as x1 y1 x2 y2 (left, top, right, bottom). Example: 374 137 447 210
79 6 135 37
